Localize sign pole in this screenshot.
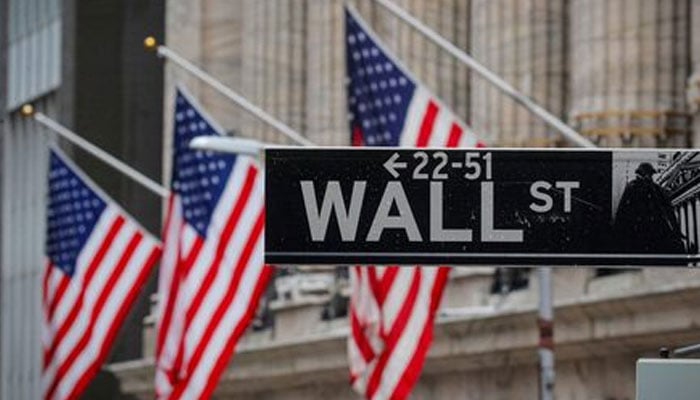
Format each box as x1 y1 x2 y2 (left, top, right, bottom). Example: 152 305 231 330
538 267 555 400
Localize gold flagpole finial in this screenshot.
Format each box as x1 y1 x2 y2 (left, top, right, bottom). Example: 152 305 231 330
20 104 35 117
143 36 158 51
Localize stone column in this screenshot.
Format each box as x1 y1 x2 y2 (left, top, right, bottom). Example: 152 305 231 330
259 0 273 142
305 0 322 141
695 197 700 248
328 1 347 145
289 0 307 139
306 0 346 145
470 0 567 147
687 202 695 251
238 0 255 140
264 0 282 143
679 204 687 240
570 0 691 147
689 0 700 145
200 0 245 132
452 0 471 120
207 0 315 144
239 0 266 141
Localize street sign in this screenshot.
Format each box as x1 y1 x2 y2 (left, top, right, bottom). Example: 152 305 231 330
265 148 700 266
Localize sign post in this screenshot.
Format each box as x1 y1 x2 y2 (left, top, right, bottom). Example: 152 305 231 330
266 148 700 267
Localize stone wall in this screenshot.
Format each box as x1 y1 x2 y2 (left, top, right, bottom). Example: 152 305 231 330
165 0 347 147
164 0 475 148
569 0 692 147
164 0 697 150
470 0 568 147
305 0 346 145
114 268 700 399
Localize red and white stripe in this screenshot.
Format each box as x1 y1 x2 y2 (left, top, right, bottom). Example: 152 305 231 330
155 156 272 399
349 266 449 400
399 87 482 149
41 205 161 400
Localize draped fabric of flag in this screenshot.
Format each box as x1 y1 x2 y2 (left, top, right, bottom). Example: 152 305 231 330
155 88 272 399
42 148 161 400
345 8 482 399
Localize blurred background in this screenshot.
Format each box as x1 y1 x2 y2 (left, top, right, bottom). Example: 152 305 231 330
1 0 700 398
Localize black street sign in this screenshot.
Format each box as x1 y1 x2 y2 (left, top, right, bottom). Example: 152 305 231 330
265 148 700 266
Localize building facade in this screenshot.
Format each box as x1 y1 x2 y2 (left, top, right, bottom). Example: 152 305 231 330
110 0 700 399
0 0 164 398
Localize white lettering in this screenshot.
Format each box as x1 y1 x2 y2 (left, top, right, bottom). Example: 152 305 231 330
300 180 366 242
367 181 422 242
430 182 472 242
481 181 523 242
529 181 553 213
556 181 580 213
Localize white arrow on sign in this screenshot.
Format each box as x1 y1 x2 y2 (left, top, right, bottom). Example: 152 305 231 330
383 152 407 178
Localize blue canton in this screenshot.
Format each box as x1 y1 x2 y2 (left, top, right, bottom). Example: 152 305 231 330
172 90 236 238
46 151 107 276
345 9 416 146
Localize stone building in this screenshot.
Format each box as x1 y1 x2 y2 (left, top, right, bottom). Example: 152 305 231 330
110 0 700 399
0 0 164 398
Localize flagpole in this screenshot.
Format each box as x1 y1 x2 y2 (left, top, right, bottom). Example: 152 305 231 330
143 37 314 147
371 0 595 150
20 104 170 199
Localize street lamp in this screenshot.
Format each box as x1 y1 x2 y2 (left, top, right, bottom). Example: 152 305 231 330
189 136 265 157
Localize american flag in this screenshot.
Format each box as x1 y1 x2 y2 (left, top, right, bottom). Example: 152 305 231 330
41 148 161 400
346 8 481 149
345 7 481 399
155 88 272 399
